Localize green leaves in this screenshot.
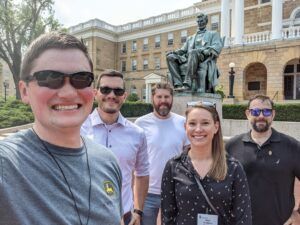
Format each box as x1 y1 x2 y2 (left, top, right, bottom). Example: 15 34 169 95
0 0 63 98
0 98 33 128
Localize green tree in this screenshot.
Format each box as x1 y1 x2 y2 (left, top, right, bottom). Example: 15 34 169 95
0 0 62 99
126 93 140 102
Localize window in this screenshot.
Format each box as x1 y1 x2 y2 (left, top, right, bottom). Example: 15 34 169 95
132 40 137 52
121 61 126 72
260 0 270 3
143 59 149 70
296 11 300 19
155 35 161 48
143 38 148 51
142 85 146 100
154 57 160 69
211 15 219 31
168 33 174 46
131 59 137 71
121 42 126 54
181 30 187 43
284 65 294 73
131 85 137 94
248 82 260 91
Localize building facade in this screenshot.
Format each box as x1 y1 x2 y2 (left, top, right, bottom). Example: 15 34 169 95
0 60 16 100
60 0 300 102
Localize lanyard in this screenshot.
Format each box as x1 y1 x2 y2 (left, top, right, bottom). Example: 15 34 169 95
32 128 91 225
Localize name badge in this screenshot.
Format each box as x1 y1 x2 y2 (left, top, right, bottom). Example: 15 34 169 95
197 213 218 225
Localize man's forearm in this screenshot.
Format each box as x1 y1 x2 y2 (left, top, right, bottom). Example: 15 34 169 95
133 175 149 210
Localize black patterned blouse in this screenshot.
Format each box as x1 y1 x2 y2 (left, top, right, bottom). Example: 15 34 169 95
161 149 252 225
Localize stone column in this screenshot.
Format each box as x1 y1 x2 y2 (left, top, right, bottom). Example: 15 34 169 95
233 0 244 45
145 83 151 103
271 0 283 40
221 0 230 46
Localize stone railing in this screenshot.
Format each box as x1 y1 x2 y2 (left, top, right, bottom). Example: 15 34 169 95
243 31 271 44
69 6 198 34
282 26 300 39
224 27 300 47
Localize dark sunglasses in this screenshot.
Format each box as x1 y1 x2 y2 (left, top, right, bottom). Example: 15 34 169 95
187 101 216 108
99 86 125 96
249 108 272 117
25 70 94 89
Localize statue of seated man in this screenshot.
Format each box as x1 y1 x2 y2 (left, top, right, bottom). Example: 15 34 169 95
166 13 223 93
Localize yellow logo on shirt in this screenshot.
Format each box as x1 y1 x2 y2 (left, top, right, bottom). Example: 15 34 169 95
103 181 115 196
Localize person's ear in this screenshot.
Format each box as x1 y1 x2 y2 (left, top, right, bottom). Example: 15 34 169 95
19 81 30 104
271 109 275 120
123 91 128 100
245 109 251 120
214 121 219 134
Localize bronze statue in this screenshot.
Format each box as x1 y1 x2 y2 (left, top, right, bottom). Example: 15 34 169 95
166 13 224 93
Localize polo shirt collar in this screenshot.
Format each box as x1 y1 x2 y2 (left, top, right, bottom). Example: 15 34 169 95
90 108 126 127
242 128 281 144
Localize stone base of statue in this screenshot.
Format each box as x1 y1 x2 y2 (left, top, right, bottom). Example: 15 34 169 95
223 97 237 105
172 92 223 119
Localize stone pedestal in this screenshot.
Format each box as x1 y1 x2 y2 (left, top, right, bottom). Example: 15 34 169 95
172 92 223 119
223 97 237 105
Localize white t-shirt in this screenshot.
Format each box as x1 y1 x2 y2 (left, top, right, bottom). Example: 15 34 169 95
135 112 189 195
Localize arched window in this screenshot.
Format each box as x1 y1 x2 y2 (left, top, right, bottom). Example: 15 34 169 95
295 11 300 19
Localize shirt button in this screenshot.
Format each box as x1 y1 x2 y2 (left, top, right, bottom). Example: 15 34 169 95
109 130 111 132
109 145 112 148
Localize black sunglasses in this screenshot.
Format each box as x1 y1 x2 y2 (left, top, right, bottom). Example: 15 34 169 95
99 86 125 96
25 70 94 89
249 108 272 117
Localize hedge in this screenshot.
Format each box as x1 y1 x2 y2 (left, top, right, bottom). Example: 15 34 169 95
1 99 299 129
223 103 300 122
0 98 34 129
93 101 153 117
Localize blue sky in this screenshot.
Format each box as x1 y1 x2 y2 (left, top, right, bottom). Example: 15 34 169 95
54 0 198 27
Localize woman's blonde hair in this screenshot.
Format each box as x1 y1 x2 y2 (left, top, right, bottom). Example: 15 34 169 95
185 103 227 180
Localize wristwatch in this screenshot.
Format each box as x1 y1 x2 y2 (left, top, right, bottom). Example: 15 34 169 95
133 209 143 217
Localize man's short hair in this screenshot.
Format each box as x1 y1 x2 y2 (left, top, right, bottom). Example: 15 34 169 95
248 94 274 109
20 32 93 80
96 69 124 89
151 82 173 96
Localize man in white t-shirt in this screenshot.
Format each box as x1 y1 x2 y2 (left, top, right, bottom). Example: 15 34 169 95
81 70 149 225
135 83 189 225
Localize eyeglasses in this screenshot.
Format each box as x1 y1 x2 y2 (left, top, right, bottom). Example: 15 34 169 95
187 101 216 108
249 108 272 117
25 70 94 89
99 86 125 96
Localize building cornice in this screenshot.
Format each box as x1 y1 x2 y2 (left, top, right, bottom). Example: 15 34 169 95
69 1 221 41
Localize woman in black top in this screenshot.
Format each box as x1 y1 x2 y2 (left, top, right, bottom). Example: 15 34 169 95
161 102 252 225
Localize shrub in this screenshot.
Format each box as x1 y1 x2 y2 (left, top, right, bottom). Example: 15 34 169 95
92 101 152 117
0 98 34 128
121 102 153 117
223 103 300 122
126 93 140 102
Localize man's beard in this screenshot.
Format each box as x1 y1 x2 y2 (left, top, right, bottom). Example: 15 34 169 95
100 98 120 114
154 102 172 117
252 119 271 133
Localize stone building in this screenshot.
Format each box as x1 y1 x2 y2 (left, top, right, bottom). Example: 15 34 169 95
1 0 295 102
2 0 299 102
0 60 15 99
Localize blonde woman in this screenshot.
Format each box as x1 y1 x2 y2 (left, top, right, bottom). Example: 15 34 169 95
161 102 252 225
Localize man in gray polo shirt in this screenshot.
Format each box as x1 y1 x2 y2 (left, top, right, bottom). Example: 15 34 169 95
0 32 122 225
